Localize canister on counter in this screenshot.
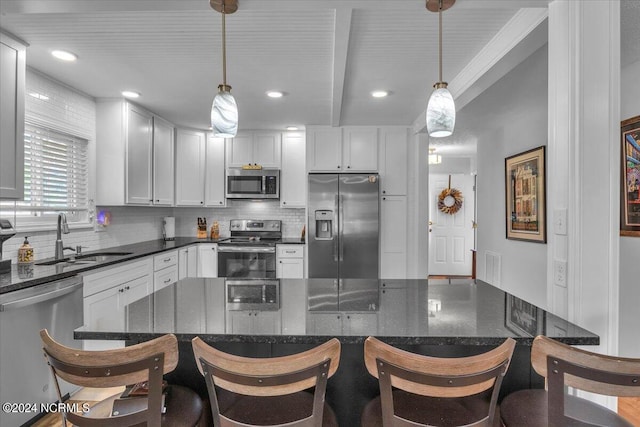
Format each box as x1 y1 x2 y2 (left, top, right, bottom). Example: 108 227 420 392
17 236 34 263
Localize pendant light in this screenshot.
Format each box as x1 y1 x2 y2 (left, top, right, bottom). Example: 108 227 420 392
210 0 238 137
426 0 456 138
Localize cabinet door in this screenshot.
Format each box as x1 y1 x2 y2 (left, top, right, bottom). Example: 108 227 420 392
84 286 124 331
0 35 25 200
253 311 282 334
175 129 206 206
380 195 408 278
178 248 188 280
152 117 175 205
343 127 378 172
379 287 408 335
226 133 254 167
126 104 154 204
197 244 218 278
307 313 343 335
205 135 226 207
227 311 254 334
343 313 378 335
280 132 306 207
306 128 342 171
253 131 281 168
277 258 304 279
379 128 408 195
123 275 152 331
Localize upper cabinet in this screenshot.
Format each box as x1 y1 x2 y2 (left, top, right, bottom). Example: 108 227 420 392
205 134 226 207
306 126 378 172
226 131 281 168
0 33 26 200
379 128 409 196
280 132 306 208
96 100 175 206
175 129 206 206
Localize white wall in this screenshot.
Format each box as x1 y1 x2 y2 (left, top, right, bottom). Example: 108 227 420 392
473 45 548 308
429 157 473 175
619 58 640 357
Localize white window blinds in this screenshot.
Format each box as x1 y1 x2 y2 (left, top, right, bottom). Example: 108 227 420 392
13 123 89 216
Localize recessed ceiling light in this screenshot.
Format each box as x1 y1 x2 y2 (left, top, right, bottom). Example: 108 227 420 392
51 50 77 62
286 126 299 131
371 90 388 98
29 92 49 101
266 91 284 98
121 91 141 99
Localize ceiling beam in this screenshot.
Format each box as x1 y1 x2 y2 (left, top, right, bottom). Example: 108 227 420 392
331 8 353 127
412 7 549 135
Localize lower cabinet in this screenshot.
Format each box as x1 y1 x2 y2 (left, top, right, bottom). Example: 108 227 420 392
306 312 377 335
82 258 153 350
276 245 304 278
226 310 282 334
196 244 218 278
178 245 198 279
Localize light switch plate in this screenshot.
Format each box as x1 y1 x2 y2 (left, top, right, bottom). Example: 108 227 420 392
554 208 567 235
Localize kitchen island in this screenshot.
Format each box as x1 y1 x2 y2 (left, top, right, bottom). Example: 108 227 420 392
75 278 598 426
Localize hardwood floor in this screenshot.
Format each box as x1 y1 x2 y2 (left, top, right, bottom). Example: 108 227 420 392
619 397 640 426
31 387 123 427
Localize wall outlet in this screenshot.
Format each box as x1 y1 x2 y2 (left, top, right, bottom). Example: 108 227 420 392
554 259 567 287
554 208 567 235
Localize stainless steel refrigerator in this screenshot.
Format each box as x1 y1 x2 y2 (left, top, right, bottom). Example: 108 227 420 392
308 174 379 281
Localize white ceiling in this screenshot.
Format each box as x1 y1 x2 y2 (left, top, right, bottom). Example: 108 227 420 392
0 0 637 159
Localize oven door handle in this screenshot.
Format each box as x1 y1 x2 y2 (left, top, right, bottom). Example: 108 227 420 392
218 246 275 253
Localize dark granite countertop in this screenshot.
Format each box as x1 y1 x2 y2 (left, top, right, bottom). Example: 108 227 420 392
75 278 599 346
0 238 306 294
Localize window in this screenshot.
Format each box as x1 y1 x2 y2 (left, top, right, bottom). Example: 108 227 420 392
0 122 89 228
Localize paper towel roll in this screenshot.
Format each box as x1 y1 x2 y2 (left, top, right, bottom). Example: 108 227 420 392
163 217 175 240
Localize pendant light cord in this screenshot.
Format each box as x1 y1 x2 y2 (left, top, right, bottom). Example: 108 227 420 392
221 2 227 86
438 0 443 83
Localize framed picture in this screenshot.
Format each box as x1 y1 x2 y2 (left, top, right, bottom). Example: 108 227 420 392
505 146 546 243
621 115 640 237
505 294 544 337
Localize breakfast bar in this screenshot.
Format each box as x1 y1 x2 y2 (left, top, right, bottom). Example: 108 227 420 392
75 278 599 426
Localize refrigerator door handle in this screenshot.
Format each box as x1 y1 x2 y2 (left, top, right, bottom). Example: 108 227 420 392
339 194 344 261
334 194 339 262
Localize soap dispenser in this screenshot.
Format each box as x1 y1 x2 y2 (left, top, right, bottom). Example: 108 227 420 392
18 236 34 263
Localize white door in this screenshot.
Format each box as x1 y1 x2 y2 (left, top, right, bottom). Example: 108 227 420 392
428 174 475 276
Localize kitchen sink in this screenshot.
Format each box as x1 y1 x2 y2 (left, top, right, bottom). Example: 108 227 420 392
35 251 133 266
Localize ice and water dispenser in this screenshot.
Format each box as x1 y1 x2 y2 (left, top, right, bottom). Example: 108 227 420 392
314 210 334 240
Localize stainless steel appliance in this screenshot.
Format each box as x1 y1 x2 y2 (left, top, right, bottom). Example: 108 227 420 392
226 168 279 199
226 279 279 311
0 219 16 273
308 174 379 280
217 219 281 278
0 276 83 426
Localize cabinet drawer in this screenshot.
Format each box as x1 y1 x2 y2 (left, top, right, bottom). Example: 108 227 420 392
277 245 304 258
154 265 178 291
154 250 178 271
82 258 152 298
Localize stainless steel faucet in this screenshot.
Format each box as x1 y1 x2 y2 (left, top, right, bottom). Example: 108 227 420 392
55 213 74 259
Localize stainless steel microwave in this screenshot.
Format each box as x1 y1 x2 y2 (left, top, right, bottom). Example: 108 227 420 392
226 169 280 199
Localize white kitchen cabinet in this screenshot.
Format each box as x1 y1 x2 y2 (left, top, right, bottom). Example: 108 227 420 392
276 245 304 278
205 134 226 207
280 131 306 208
153 250 178 291
379 128 409 196
175 128 206 206
307 126 378 172
226 131 281 168
197 243 218 278
380 195 408 278
307 312 377 335
0 33 25 200
226 310 282 334
178 245 198 279
82 258 153 350
96 100 175 206
378 285 408 335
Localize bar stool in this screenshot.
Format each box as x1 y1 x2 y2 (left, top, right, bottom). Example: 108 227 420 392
40 329 206 426
500 334 640 427
361 336 516 427
192 337 341 427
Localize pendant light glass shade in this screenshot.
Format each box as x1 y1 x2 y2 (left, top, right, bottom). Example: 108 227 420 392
426 85 455 138
211 85 238 137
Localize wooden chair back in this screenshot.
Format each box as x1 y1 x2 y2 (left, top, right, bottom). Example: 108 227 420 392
192 337 341 427
531 335 640 425
364 336 516 427
40 329 179 427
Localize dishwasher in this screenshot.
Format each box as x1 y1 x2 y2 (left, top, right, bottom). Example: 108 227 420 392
0 276 83 426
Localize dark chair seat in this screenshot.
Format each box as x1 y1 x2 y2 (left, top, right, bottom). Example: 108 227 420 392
219 390 338 427
361 389 502 427
500 388 634 427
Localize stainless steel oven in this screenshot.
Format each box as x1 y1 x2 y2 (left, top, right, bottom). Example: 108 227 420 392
218 219 281 278
226 168 279 199
226 279 279 311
